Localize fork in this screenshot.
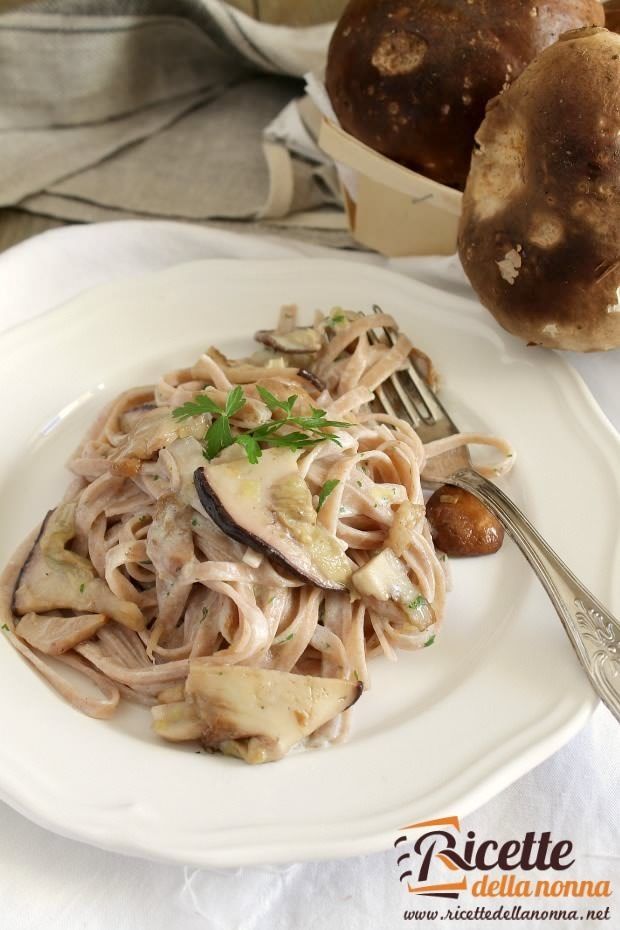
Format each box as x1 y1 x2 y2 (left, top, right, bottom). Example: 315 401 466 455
368 308 620 722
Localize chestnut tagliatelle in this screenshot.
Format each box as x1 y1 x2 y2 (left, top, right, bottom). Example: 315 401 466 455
0 307 514 763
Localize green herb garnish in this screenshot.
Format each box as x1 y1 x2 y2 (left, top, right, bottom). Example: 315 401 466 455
408 595 428 611
191 518 198 527
330 312 346 325
424 635 435 648
1 624 9 632
173 386 351 464
317 479 340 511
79 582 85 594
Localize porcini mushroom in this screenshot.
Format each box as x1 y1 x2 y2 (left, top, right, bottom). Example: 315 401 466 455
152 664 363 763
326 0 604 188
13 504 144 630
458 26 620 351
194 448 353 590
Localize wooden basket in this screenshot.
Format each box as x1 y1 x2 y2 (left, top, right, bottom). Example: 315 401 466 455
319 118 462 257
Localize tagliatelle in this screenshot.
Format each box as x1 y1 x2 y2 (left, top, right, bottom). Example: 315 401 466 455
0 307 514 762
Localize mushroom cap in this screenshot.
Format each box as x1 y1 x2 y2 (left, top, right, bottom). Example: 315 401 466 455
458 26 620 351
606 0 620 34
326 0 604 188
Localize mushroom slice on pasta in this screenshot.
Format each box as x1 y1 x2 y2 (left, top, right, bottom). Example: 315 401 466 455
153 664 362 764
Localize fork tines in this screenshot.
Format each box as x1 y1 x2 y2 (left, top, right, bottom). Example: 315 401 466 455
369 305 458 444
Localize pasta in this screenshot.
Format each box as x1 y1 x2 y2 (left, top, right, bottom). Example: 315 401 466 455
0 307 513 763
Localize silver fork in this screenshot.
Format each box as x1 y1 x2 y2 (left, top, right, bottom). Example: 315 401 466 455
368 309 620 722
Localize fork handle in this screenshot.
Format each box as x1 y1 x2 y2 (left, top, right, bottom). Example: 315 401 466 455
450 467 620 722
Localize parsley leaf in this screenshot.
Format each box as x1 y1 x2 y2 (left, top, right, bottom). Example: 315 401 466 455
234 433 262 464
172 394 224 420
256 386 297 415
317 479 340 511
408 595 428 611
225 384 246 418
1 623 9 632
179 386 352 464
424 635 435 648
205 414 233 460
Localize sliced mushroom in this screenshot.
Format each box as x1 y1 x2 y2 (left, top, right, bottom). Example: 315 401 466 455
351 548 434 630
119 402 157 434
110 406 209 474
387 501 426 557
296 368 326 392
254 326 324 355
12 504 144 631
194 448 353 590
16 612 107 656
152 700 202 741
152 664 363 763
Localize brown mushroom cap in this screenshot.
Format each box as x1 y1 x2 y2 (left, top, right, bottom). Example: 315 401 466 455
458 26 620 351
605 0 620 34
326 0 604 188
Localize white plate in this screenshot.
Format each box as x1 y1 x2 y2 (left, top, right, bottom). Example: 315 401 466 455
0 260 618 868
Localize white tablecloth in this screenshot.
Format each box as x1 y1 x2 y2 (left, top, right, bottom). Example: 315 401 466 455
0 221 618 930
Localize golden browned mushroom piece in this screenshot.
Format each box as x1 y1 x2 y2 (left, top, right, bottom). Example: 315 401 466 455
13 504 144 630
152 665 363 764
326 0 604 188
458 26 620 351
426 486 504 557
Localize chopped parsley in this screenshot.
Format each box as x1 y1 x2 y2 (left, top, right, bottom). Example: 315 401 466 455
201 607 209 621
191 518 198 527
173 386 350 464
408 595 428 611
284 632 294 642
317 479 340 511
79 582 85 594
330 312 346 325
424 635 435 648
1 624 9 632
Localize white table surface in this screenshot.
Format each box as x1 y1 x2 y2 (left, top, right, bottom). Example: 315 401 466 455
0 221 618 930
